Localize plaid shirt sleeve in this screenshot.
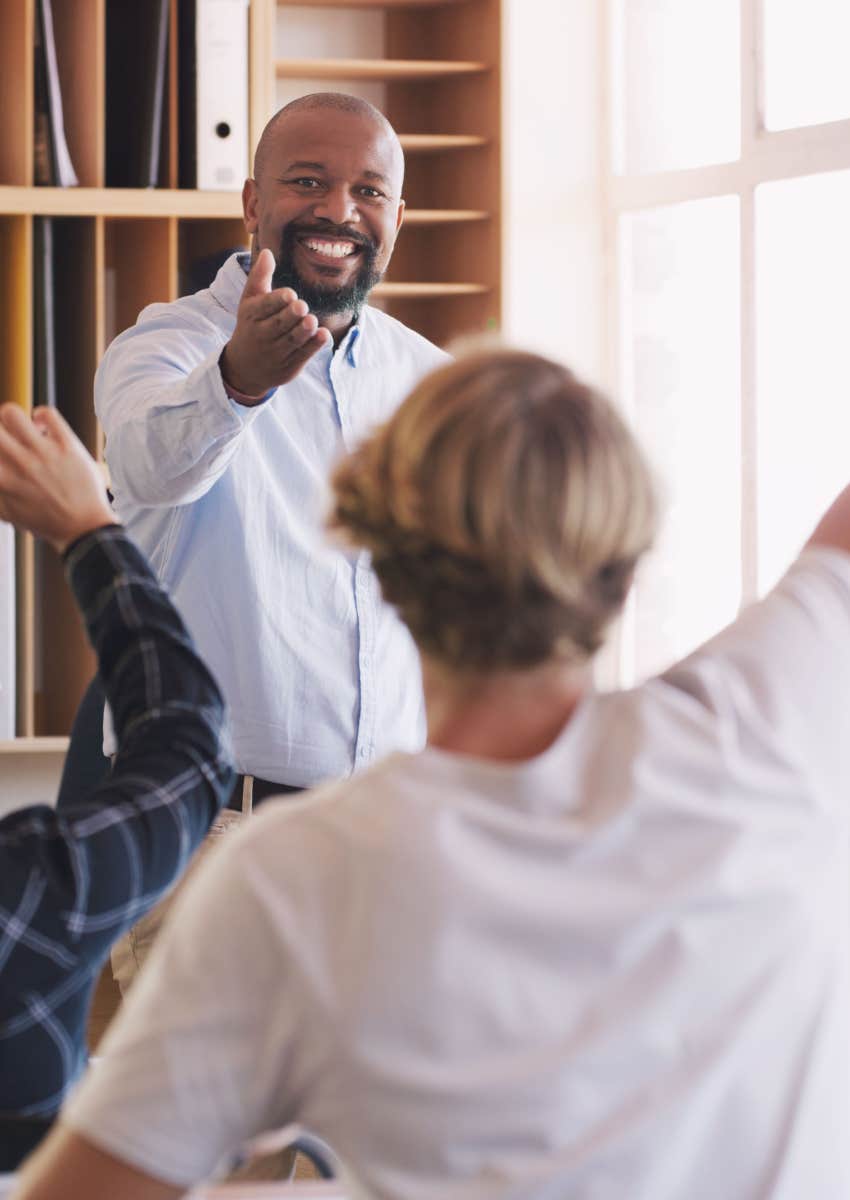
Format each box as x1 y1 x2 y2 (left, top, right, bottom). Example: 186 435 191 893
0 525 235 1133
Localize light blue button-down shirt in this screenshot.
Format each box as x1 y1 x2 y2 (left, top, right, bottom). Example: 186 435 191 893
95 253 448 786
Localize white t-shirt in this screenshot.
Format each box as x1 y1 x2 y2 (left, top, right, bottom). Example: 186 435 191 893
65 548 850 1199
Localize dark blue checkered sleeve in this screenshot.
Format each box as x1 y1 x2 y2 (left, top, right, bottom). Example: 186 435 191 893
0 525 235 954
0 526 235 1135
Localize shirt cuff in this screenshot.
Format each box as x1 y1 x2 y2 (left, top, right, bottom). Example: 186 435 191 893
219 351 275 406
62 522 123 564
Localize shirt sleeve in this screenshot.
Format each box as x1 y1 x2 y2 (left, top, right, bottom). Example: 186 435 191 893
95 305 267 509
661 545 850 807
61 816 306 1188
0 526 234 960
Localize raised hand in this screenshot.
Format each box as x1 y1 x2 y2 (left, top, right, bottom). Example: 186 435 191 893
219 248 333 401
0 405 114 553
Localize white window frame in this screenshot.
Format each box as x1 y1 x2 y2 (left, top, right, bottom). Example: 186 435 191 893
598 0 850 682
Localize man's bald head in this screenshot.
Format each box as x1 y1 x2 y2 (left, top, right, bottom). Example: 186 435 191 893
241 92 407 330
253 93 404 189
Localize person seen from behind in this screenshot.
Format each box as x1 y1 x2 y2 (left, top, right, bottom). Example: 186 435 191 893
13 348 850 1199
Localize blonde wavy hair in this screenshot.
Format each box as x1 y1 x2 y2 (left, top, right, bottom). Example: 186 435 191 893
330 348 658 672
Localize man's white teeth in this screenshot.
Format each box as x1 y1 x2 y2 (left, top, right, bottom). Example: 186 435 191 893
304 239 356 259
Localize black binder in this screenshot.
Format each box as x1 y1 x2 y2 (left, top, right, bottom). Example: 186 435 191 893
105 0 170 188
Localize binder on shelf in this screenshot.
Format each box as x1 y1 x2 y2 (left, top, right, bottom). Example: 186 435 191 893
0 523 14 740
179 0 249 191
33 217 57 411
105 0 170 188
33 0 79 187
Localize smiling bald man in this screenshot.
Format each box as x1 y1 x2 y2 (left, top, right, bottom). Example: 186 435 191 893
91 94 448 991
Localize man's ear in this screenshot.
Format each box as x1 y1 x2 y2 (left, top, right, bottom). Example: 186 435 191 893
394 198 405 239
242 178 260 234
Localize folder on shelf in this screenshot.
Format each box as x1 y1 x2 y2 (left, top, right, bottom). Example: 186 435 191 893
33 0 79 187
179 0 249 191
33 217 57 411
0 523 14 740
105 0 170 188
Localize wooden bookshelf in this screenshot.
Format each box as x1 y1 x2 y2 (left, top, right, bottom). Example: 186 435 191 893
0 0 263 745
275 0 502 347
0 0 502 749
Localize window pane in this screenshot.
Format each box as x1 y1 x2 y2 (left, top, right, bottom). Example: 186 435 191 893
762 0 850 130
756 171 850 591
619 197 741 680
614 0 740 175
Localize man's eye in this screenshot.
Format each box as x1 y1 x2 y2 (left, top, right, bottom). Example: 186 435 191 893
290 177 322 188
360 187 384 199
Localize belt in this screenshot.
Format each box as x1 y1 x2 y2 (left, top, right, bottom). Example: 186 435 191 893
226 774 304 813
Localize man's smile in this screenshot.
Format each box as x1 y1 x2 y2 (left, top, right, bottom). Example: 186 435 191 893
298 235 360 260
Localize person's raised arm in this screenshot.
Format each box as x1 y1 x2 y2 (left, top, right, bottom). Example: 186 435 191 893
97 249 331 509
663 469 850 807
12 1127 182 1200
0 404 233 945
807 478 850 556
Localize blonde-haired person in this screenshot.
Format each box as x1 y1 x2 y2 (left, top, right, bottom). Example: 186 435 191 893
14 349 850 1200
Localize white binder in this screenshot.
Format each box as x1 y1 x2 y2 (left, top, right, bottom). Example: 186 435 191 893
192 0 250 191
0 523 15 740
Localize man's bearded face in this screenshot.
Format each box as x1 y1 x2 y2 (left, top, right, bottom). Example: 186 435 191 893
272 221 382 316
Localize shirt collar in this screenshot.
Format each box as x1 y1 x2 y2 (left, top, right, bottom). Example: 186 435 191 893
233 252 364 368
341 323 362 367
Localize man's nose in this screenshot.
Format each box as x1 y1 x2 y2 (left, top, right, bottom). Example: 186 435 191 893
312 186 359 226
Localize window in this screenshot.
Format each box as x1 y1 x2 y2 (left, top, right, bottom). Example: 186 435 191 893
607 0 850 681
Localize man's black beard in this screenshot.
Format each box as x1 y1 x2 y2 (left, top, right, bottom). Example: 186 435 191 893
272 224 382 317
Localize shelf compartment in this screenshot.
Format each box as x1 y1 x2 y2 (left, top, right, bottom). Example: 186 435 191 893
34 537 96 736
104 218 174 348
0 215 32 409
31 216 98 736
0 187 244 219
373 281 488 297
178 219 250 296
30 215 99 735
399 134 488 154
276 57 488 82
1 222 34 737
52 218 99 451
52 0 104 187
